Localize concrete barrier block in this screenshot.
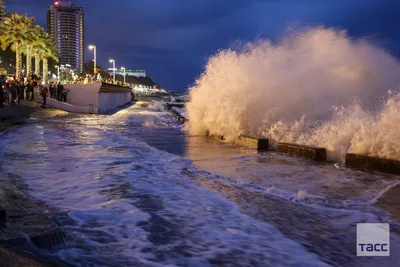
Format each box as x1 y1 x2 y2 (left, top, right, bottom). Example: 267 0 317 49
345 153 400 175
234 136 269 151
209 135 225 141
179 117 187 124
206 131 225 141
166 103 185 110
169 110 187 125
277 143 326 161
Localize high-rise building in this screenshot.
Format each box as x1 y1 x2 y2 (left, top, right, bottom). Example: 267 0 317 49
47 1 84 73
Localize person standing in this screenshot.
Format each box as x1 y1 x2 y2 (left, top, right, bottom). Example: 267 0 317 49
17 81 25 104
32 79 38 105
57 82 64 101
0 77 4 108
10 81 17 105
4 81 10 104
40 85 48 109
62 87 69 102
49 82 55 99
26 81 32 101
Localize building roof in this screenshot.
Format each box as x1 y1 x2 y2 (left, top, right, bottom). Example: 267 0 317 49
51 1 83 10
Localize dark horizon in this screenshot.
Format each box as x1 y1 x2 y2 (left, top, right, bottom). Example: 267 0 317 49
6 0 400 91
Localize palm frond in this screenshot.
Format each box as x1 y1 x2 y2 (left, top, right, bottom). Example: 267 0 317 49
41 33 59 62
0 13 35 51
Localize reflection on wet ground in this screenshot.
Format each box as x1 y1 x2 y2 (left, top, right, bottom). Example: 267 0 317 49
0 104 399 266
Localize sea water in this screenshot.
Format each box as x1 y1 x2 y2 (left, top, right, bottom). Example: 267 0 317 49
186 27 400 162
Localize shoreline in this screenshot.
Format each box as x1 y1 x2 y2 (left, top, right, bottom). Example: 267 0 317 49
0 104 70 267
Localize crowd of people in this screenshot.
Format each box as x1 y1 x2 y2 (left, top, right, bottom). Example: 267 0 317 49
0 73 69 109
70 74 99 84
103 78 128 86
1 71 137 109
69 73 129 87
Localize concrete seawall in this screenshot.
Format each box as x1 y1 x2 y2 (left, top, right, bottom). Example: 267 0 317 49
205 131 269 151
36 82 131 114
167 109 399 174
345 153 400 175
169 109 188 124
37 97 95 113
277 143 327 162
233 136 269 151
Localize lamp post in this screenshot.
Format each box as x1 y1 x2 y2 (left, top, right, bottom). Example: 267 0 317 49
109 59 115 83
121 67 126 84
88 45 96 75
65 64 71 83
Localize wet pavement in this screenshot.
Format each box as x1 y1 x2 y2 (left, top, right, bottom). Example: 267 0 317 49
0 103 399 266
0 102 38 120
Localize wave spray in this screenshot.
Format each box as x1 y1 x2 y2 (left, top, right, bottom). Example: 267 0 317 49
186 28 400 161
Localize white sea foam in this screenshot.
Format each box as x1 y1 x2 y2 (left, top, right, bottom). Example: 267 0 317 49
143 120 155 127
297 189 308 201
186 27 400 161
149 101 166 111
0 106 327 267
369 181 400 205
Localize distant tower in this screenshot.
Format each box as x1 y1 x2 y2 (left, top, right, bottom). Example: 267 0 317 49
47 1 84 73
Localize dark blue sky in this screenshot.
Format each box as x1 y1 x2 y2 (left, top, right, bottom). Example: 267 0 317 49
7 0 400 91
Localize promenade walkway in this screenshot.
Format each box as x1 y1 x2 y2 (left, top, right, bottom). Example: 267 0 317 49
0 102 39 134
0 102 68 131
0 102 38 120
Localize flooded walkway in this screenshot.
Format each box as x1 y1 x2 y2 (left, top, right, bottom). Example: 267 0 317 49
0 103 399 266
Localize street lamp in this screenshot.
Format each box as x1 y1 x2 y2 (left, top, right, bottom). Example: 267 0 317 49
121 67 126 84
109 59 115 83
88 45 96 75
65 64 71 83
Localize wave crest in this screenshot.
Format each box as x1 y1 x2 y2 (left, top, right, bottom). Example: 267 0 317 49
186 28 400 161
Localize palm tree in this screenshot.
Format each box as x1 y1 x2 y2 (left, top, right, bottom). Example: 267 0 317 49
40 33 58 85
34 43 41 77
23 25 43 77
25 42 33 76
0 0 5 20
0 13 35 77
30 27 46 77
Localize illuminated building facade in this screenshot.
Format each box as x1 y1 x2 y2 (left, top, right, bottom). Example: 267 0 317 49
47 1 84 73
